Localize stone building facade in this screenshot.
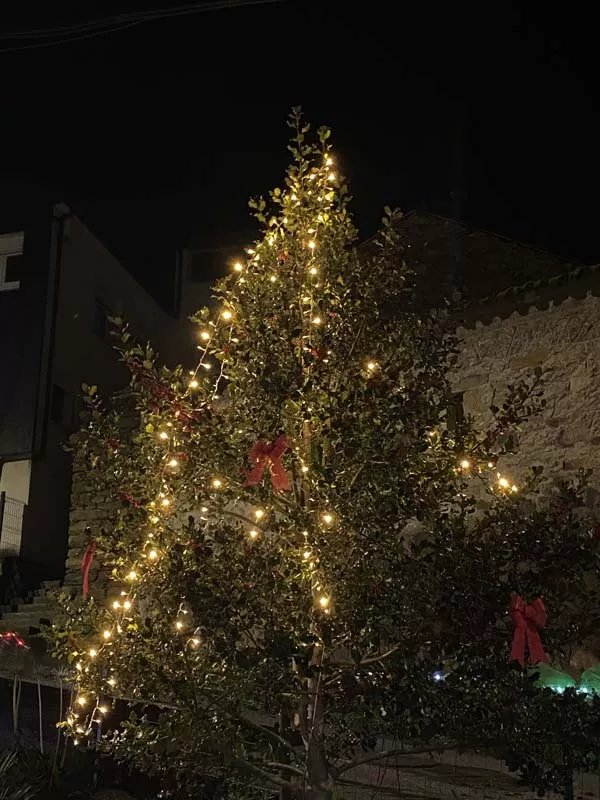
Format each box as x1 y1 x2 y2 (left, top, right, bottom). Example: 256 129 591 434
389 211 600 493
455 290 600 489
10 211 600 611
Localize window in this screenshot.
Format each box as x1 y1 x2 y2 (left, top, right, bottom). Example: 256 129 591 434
51 385 67 425
0 232 24 291
446 392 465 432
93 298 112 341
50 384 79 430
187 248 235 283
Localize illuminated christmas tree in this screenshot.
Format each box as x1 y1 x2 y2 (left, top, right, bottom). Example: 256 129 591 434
54 111 600 799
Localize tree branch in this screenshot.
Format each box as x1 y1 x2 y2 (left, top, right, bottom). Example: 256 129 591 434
266 761 306 777
332 741 499 777
237 714 300 761
329 645 400 668
360 645 401 666
338 773 436 795
228 755 300 795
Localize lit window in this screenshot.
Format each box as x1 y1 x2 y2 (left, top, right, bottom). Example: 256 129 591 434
0 232 24 291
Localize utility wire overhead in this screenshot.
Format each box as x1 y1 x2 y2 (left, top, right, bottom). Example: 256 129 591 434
0 0 285 52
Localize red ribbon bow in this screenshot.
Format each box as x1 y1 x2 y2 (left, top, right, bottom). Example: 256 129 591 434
81 540 96 599
243 435 291 492
509 593 549 667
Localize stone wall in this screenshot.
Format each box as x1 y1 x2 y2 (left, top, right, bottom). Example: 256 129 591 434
63 449 118 599
453 292 600 493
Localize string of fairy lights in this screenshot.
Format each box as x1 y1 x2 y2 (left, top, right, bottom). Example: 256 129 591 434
66 148 519 741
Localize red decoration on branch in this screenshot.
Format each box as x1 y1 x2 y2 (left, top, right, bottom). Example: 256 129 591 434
243 435 291 493
0 632 26 648
81 540 96 599
509 594 549 667
118 491 143 508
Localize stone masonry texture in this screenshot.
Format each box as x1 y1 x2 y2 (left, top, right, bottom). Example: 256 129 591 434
453 293 600 502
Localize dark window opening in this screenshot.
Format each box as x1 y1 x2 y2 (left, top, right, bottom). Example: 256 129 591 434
50 385 79 430
93 299 111 341
447 392 465 432
188 249 232 283
4 253 23 283
51 385 67 425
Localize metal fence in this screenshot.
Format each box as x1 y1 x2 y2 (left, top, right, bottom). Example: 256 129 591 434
0 491 24 555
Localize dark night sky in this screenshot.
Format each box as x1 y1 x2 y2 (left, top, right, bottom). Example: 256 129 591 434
1 1 598 309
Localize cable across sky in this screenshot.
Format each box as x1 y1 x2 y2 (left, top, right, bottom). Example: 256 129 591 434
0 0 285 52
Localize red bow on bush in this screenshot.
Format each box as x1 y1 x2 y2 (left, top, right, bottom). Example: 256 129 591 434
243 435 291 492
509 593 549 667
81 540 96 599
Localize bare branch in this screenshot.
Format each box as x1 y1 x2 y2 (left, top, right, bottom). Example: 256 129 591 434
237 714 300 761
329 644 401 668
228 755 300 794
332 741 499 777
266 761 306 777
360 645 401 666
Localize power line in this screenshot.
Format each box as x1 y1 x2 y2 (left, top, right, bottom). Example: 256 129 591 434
0 0 285 53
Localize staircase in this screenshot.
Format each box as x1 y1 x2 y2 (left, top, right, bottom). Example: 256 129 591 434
0 580 60 634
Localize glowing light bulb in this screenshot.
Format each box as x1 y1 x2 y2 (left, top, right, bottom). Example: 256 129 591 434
200 362 212 370
308 240 316 250
487 461 495 468
189 379 199 389
326 156 334 166
303 550 311 559
319 596 330 608
249 529 259 539
98 705 109 715
312 316 322 325
107 678 116 687
460 459 471 470
254 508 265 520
127 570 137 581
89 648 97 658
212 478 222 489
222 309 232 321
123 600 132 610
328 172 336 181
168 458 178 468
102 630 111 640
511 484 518 492
270 275 277 282
150 515 159 524
301 465 309 473
498 477 510 489
191 637 201 647
112 601 120 610
309 266 318 276
159 431 168 440
201 506 208 513
366 361 377 371
148 549 158 560
77 696 87 707
75 662 83 672
176 620 184 630
233 262 243 272
161 498 170 507
322 513 334 525
200 331 211 341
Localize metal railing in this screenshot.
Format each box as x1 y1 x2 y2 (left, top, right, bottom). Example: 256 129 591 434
0 491 24 555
